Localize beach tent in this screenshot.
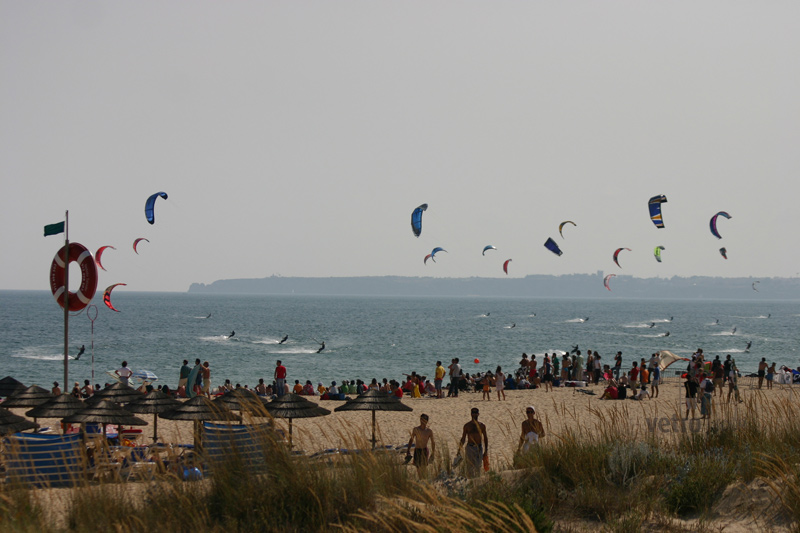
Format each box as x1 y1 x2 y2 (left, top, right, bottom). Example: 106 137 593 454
3 433 84 487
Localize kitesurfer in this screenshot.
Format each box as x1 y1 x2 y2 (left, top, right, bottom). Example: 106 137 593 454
206 313 211 319
75 345 85 360
571 345 579 354
317 341 326 354
228 331 235 339
663 332 670 337
731 327 737 335
649 323 655 328
279 335 289 344
745 341 752 352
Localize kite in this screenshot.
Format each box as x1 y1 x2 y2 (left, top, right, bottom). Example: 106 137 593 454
133 238 149 254
411 203 428 238
558 221 576 238
544 238 563 256
654 246 665 263
145 192 168 225
482 245 497 256
503 259 512 274
103 283 127 312
95 245 116 271
424 254 434 265
719 247 727 260
431 247 447 259
709 211 732 239
657 350 690 371
648 195 668 228
604 274 616 291
613 247 632 268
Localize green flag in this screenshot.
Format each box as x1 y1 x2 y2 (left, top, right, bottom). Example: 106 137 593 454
43 221 65 237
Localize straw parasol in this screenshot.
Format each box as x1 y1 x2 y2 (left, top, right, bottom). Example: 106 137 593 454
61 399 148 437
0 407 39 435
214 389 269 416
25 393 86 431
263 393 331 447
159 396 241 447
90 382 145 405
334 389 412 449
125 390 181 442
1 385 53 408
0 376 26 398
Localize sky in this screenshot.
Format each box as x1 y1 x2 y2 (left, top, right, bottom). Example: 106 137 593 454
2 1 799 293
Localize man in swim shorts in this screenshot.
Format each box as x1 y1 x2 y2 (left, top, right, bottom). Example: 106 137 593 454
518 405 545 453
460 407 488 477
406 414 435 478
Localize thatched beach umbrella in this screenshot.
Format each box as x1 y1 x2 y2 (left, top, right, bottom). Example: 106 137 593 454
159 396 241 447
61 399 147 437
25 393 86 431
90 382 144 405
263 393 331 448
0 407 39 435
0 376 26 398
334 389 412 449
125 390 181 442
2 385 53 408
214 389 269 416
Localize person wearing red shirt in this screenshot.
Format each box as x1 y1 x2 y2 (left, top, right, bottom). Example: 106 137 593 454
274 360 287 398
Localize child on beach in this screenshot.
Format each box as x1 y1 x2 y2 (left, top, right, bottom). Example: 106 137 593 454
481 373 492 400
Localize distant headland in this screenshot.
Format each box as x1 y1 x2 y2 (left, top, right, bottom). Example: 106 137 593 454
188 273 800 299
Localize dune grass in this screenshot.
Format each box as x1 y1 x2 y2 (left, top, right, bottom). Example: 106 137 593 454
2 391 799 531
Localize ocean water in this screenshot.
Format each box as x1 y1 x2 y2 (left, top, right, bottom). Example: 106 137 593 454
1 291 799 390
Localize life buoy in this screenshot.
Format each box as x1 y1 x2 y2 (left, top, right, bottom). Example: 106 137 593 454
49 242 99 311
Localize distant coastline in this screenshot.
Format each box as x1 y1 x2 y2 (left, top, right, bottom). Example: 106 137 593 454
188 274 800 299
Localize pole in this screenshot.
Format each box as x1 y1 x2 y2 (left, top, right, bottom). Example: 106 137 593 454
63 210 70 387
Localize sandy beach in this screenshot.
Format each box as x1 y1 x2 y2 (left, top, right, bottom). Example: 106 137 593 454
7 375 790 466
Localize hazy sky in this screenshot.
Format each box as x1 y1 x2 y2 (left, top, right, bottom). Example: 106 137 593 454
2 2 799 293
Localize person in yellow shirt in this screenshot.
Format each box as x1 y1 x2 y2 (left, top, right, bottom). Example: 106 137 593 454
434 360 446 399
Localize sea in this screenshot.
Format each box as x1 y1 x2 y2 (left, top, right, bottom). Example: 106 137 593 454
1 290 798 390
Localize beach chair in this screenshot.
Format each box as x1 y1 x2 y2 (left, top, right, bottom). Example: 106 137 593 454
201 422 273 474
3 433 85 487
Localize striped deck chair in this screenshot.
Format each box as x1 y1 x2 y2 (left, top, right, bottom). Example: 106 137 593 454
3 433 85 487
201 422 273 474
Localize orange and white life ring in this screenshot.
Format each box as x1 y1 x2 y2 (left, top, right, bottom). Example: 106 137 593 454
49 242 99 311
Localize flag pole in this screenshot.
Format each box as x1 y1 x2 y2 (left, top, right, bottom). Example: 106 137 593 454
63 210 69 387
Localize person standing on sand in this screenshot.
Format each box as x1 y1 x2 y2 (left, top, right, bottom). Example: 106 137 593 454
116 361 133 386
766 362 776 389
517 405 545 453
495 366 506 400
434 361 446 399
274 360 287 398
613 351 623 380
448 358 461 398
201 361 211 398
406 413 435 478
757 358 768 389
459 407 488 478
178 360 190 394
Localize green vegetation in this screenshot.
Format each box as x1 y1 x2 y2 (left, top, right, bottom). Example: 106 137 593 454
1 393 799 532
